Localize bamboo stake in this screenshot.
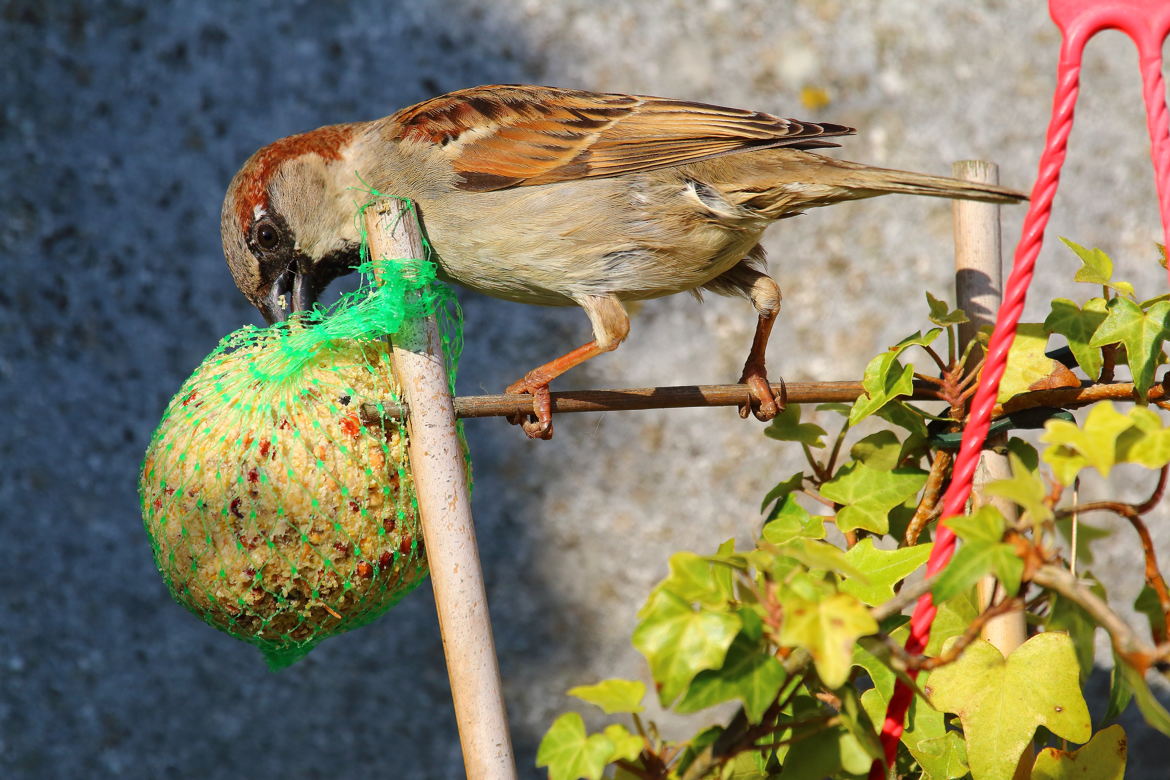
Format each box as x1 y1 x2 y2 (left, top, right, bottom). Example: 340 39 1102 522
952 160 1028 656
366 199 517 780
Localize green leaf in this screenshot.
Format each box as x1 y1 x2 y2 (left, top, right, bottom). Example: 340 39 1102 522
876 401 930 437
675 633 787 723
926 291 971 326
779 593 878 688
837 685 885 764
773 722 872 780
1120 661 1170 736
925 589 980 656
997 323 1076 403
1061 237 1136 298
1134 584 1167 645
1104 656 1134 724
1124 406 1170 468
601 724 643 764
902 687 970 780
840 538 933 606
892 327 945 352
849 430 904 471
931 540 1022 603
815 402 853 416
567 679 646 715
1048 579 1105 682
632 589 740 705
1044 297 1108 379
944 504 1007 544
764 404 828 447
762 497 826 544
927 633 1092 780
536 712 615 780
776 537 868 581
672 725 722 778
1031 723 1127 780
820 463 928 534
1042 401 1140 483
1005 437 1041 472
849 351 915 425
760 471 804 515
656 551 733 607
983 452 1053 523
1089 297 1170 396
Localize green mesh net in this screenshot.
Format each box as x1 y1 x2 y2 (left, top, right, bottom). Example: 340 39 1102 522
140 197 462 669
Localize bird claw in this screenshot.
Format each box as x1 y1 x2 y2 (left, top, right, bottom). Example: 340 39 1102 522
738 369 785 422
505 377 554 440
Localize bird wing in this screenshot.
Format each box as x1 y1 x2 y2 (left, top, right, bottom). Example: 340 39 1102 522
389 85 856 192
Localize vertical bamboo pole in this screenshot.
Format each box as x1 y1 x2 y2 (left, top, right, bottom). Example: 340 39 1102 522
365 199 517 780
952 160 1028 655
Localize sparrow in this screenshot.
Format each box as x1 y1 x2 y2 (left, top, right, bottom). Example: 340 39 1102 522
221 84 1023 439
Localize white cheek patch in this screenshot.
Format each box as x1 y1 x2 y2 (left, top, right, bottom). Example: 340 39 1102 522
253 205 268 220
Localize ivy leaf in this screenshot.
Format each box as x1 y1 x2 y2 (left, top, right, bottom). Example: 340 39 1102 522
632 589 740 705
815 402 852 416
1031 723 1126 780
600 724 643 764
1104 658 1134 725
849 351 915 425
764 404 828 447
655 551 733 607
778 537 868 581
774 721 873 779
779 593 878 688
944 504 1007 544
876 401 931 437
567 679 646 715
996 323 1079 404
931 539 1022 603
925 589 980 656
536 712 615 780
892 327 945 351
1134 584 1167 645
1124 406 1170 469
760 471 804 515
926 291 971 326
840 538 933 606
1048 577 1106 682
1061 237 1136 298
762 496 826 544
849 430 904 471
927 633 1092 780
1041 401 1140 483
672 726 723 779
1120 661 1170 737
983 452 1053 523
1089 297 1170 397
902 688 970 780
1044 297 1109 379
675 633 787 723
820 462 928 534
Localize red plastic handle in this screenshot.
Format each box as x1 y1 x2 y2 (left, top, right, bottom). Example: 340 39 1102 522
872 2 1170 775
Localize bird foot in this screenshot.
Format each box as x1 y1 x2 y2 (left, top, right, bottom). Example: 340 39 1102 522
505 376 554 440
738 365 785 422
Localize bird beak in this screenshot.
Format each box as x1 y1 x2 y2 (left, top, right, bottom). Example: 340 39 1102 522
259 264 319 325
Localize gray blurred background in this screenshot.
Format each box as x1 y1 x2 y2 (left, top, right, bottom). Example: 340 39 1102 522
3 1 1168 777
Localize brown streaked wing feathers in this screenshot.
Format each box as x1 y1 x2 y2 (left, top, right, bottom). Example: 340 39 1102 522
389 85 856 192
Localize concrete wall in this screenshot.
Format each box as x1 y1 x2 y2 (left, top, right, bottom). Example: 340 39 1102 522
2 1 1166 776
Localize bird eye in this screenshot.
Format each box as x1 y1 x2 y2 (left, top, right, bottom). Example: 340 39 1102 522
252 217 281 252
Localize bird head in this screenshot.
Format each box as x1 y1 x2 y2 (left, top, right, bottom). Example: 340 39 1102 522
221 123 367 324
